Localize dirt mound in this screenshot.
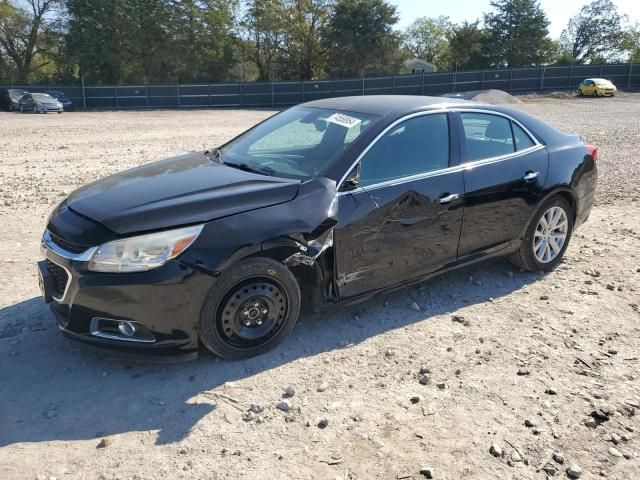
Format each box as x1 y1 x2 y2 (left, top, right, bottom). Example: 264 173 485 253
442 89 522 104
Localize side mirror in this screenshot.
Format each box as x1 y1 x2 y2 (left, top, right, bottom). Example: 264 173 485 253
340 164 361 192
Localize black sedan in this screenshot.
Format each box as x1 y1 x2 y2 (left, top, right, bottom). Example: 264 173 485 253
47 90 74 111
0 88 28 111
38 96 598 360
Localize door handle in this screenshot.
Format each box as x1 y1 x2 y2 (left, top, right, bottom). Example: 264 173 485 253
523 171 540 182
436 193 460 204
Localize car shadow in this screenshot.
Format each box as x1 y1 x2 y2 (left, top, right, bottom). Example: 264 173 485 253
0 259 543 447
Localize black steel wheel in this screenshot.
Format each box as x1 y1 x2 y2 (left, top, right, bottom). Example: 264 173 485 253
199 257 301 360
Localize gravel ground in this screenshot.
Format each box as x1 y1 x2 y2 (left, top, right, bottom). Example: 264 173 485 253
0 94 639 480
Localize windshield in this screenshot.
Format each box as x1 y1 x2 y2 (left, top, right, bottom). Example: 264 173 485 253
219 106 380 179
33 93 55 102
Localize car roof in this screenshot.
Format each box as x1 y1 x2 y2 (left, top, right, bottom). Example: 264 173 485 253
586 78 611 82
301 95 476 116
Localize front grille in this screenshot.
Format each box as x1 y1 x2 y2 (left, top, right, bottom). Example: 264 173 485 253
49 233 88 254
46 259 69 297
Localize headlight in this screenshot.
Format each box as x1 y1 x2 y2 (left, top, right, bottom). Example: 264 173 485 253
88 224 204 273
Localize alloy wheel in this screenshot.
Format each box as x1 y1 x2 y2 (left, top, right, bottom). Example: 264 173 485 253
217 279 289 349
533 206 568 263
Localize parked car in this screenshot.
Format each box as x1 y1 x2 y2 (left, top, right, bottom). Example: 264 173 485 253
578 78 617 97
38 96 598 360
18 92 64 113
47 90 73 111
0 88 29 111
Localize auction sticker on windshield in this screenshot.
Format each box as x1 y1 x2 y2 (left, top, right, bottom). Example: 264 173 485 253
327 113 362 129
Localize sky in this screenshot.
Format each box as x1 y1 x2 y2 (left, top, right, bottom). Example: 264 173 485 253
392 0 640 38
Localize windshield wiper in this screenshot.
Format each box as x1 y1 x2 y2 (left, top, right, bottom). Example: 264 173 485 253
224 161 275 176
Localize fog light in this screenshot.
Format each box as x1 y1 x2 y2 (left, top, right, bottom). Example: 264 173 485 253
118 321 136 337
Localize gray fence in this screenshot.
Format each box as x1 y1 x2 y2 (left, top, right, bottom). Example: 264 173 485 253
5 63 639 110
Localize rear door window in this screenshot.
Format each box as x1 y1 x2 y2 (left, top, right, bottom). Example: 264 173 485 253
461 113 515 161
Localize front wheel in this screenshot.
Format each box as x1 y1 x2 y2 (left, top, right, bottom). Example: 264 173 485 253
509 196 573 272
199 257 301 360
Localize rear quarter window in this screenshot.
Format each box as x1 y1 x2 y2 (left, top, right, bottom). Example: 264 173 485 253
512 122 535 151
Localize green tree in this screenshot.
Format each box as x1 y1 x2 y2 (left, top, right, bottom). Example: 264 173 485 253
169 0 237 82
0 0 62 83
65 0 238 84
323 0 403 77
444 21 491 70
484 0 551 67
621 23 640 64
402 16 452 70
241 0 286 81
65 0 131 83
560 0 626 64
279 0 332 80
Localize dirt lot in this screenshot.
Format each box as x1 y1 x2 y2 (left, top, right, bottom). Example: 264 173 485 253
1 94 639 480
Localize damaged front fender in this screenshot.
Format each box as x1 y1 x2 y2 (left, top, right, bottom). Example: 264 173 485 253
180 177 339 307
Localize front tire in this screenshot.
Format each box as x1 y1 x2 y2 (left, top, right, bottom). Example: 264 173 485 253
199 257 301 360
509 196 573 272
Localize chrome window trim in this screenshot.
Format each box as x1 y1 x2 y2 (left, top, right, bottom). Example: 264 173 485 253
456 108 541 147
337 107 544 194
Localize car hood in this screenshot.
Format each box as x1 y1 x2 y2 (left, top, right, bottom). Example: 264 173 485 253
66 151 301 234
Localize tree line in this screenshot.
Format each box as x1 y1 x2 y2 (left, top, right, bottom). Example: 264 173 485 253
1 0 639 85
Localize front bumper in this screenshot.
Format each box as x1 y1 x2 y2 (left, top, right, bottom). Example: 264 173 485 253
39 104 64 112
39 231 213 357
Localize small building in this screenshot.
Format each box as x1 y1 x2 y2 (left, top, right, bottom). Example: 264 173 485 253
403 58 437 75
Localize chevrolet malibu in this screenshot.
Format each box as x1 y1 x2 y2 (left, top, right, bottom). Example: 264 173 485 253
38 96 598 360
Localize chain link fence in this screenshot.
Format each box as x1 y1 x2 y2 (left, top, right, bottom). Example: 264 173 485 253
4 63 639 110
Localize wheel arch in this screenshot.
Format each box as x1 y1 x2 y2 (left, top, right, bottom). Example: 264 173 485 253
209 235 328 312
521 188 577 239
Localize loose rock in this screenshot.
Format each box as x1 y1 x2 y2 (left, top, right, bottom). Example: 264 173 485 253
419 468 433 479
96 437 112 448
567 464 583 478
489 443 502 457
276 399 291 412
283 385 295 398
608 446 623 457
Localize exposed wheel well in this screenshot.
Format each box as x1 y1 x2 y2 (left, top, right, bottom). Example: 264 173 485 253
248 246 325 312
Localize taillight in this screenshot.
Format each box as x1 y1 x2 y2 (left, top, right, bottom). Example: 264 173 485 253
586 144 598 162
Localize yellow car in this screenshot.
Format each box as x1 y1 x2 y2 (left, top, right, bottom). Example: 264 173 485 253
578 78 617 97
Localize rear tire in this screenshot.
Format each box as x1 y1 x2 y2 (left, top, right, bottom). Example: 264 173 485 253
199 257 301 360
509 195 573 272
